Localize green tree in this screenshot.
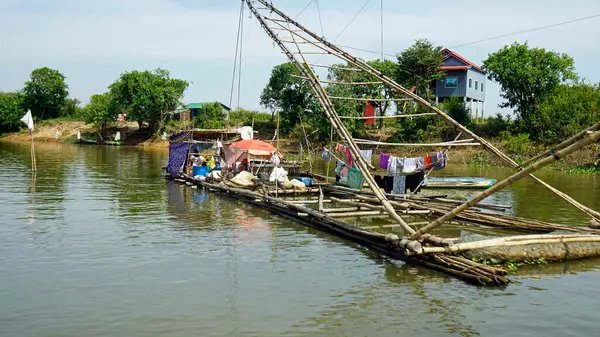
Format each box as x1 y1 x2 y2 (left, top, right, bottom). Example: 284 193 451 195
0 91 25 133
194 102 226 129
482 42 578 138
396 39 444 100
444 97 471 126
109 68 188 131
59 98 84 119
259 62 322 135
82 93 116 133
327 59 399 130
537 82 600 142
22 67 69 120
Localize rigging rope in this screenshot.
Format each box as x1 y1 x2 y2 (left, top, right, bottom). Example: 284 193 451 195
237 3 246 109
316 0 324 36
229 1 245 109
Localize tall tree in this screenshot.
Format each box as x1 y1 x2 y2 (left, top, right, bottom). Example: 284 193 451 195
22 67 69 120
194 102 226 129
259 62 321 134
396 39 444 100
0 91 25 133
327 59 399 129
483 42 578 138
109 68 188 131
538 82 600 142
82 93 116 133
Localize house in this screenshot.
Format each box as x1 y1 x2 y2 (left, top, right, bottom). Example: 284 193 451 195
433 48 486 121
178 102 232 121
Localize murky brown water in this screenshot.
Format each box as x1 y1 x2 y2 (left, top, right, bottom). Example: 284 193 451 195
1 141 599 337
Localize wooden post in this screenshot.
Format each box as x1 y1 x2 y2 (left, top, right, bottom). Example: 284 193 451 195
251 0 600 222
410 130 600 240
245 1 415 235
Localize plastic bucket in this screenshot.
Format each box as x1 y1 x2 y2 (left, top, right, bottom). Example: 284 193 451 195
193 166 210 177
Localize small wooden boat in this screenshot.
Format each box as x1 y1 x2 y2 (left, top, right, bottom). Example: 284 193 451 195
102 139 124 146
78 137 98 144
424 177 496 189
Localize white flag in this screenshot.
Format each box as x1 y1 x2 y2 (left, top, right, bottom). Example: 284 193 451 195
20 110 34 130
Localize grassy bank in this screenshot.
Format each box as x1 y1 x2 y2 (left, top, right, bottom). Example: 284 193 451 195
0 119 170 148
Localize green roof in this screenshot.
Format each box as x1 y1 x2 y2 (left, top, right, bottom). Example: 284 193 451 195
185 102 231 110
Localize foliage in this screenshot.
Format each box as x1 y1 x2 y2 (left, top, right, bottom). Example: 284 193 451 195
228 108 275 134
502 133 530 155
327 59 399 129
0 91 25 133
537 82 600 143
82 93 116 132
194 102 226 129
109 68 188 131
396 39 444 100
22 67 69 120
259 62 324 135
483 42 578 138
477 113 513 138
59 98 84 120
443 97 471 127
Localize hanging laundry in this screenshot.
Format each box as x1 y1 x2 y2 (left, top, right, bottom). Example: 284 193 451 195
405 171 425 194
336 143 344 152
392 175 406 195
416 157 426 171
379 152 391 170
321 149 332 161
388 156 405 175
359 149 373 164
402 158 419 173
424 155 433 169
344 146 353 168
363 102 375 125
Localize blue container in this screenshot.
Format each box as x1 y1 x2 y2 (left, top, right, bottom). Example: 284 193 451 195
297 177 312 187
193 165 210 177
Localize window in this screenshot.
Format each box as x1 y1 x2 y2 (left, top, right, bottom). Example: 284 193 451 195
445 77 458 88
469 79 472 88
481 83 484 92
475 81 478 90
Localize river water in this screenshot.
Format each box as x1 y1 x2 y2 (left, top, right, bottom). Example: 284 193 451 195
1 141 599 337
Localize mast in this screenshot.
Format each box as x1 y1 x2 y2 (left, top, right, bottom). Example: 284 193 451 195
243 0 600 227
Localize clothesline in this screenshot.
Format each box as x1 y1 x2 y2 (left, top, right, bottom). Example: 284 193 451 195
354 139 480 147
338 113 437 120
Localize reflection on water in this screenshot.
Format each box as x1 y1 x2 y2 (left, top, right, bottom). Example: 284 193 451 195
1 141 599 337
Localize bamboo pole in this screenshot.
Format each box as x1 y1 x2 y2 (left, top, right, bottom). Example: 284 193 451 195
412 132 462 195
329 96 412 102
410 130 600 240
518 121 600 168
421 235 600 254
338 113 436 119
244 4 416 236
353 140 480 147
251 0 600 222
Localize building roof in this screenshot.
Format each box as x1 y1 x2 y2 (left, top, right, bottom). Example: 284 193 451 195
439 65 470 71
185 102 232 111
440 48 485 73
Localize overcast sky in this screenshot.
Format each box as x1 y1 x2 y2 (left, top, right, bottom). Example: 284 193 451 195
1 0 599 116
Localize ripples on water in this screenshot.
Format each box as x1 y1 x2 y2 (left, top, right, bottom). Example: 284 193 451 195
0 141 599 337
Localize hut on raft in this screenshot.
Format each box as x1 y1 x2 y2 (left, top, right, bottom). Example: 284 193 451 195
165 0 600 286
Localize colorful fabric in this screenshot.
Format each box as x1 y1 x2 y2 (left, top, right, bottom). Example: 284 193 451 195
336 143 344 152
425 155 433 169
403 158 419 173
321 149 332 161
392 174 406 194
167 132 191 177
379 152 390 170
347 168 364 190
344 146 353 168
388 156 405 175
359 149 373 164
416 157 426 171
363 102 375 125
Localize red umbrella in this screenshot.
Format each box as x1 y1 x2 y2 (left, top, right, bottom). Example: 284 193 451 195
230 139 277 157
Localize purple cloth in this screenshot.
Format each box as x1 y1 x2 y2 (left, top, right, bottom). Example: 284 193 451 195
380 152 390 170
167 132 191 177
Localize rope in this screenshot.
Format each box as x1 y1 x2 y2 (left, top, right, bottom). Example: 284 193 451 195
237 4 245 109
229 1 245 108
316 0 324 36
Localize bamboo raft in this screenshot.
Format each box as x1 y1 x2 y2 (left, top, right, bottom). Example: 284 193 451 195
165 0 600 286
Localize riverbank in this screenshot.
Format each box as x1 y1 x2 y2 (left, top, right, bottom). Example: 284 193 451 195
2 120 598 172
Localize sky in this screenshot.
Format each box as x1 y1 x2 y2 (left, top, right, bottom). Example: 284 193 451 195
1 0 600 116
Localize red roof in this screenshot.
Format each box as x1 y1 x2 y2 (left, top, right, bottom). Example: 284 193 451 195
440 48 485 73
439 65 469 71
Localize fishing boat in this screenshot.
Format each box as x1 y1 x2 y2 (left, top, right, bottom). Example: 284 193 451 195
78 136 98 144
424 177 497 189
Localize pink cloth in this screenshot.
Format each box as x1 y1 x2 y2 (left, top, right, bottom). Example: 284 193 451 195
344 146 353 168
